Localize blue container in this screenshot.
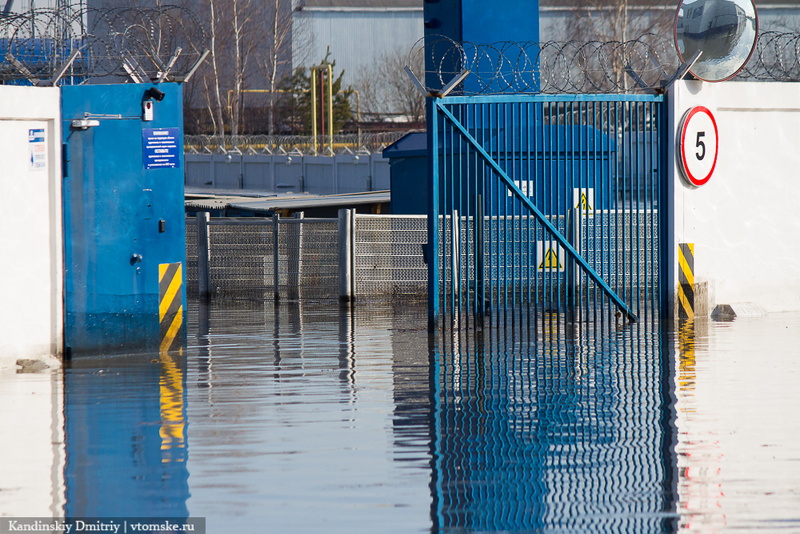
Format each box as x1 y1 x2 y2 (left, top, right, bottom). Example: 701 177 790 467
61 83 186 356
384 132 429 215
386 126 614 216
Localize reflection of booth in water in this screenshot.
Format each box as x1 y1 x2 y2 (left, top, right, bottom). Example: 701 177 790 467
64 355 190 516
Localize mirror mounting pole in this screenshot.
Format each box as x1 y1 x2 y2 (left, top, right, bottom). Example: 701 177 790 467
659 50 702 93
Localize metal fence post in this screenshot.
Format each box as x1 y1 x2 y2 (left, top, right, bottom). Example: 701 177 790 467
338 208 353 303
287 211 304 300
476 195 485 319
272 213 280 302
197 212 211 299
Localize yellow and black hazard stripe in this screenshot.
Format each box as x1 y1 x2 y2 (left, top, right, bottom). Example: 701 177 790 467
159 262 184 353
159 350 186 462
677 318 696 392
677 243 694 319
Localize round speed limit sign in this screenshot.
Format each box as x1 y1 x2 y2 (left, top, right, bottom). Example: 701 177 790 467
678 106 718 187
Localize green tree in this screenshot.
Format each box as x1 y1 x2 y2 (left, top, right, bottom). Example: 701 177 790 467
280 57 353 136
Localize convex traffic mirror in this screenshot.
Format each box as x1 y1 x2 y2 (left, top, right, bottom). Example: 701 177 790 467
675 0 758 81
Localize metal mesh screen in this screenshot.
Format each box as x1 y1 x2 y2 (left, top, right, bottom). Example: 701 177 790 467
207 220 274 297
277 219 339 300
185 217 338 299
188 215 427 301
440 215 569 301
186 211 657 306
185 220 198 295
579 210 659 300
354 215 427 298
438 210 658 313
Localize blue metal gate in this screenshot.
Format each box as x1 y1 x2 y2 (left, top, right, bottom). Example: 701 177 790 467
428 94 667 327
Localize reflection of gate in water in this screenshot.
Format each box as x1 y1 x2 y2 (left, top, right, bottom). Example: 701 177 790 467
428 94 667 327
429 321 678 532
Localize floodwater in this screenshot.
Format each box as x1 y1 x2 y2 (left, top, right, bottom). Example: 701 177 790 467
1 300 800 533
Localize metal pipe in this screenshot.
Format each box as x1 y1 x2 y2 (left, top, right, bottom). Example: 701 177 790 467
327 63 334 151
338 208 353 303
311 69 318 153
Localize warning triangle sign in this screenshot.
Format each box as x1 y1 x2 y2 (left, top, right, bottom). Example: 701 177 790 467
577 192 593 211
538 247 563 270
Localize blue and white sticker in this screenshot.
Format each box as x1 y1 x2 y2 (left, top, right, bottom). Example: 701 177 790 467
28 128 46 171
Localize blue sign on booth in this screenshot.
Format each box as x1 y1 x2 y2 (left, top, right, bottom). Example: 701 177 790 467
143 127 180 169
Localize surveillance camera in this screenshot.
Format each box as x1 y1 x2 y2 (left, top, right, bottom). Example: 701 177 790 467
144 87 166 102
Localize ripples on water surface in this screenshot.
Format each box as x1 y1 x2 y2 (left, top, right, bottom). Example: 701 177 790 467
1 301 799 533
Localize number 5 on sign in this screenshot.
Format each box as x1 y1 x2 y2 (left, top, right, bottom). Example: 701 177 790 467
678 106 718 187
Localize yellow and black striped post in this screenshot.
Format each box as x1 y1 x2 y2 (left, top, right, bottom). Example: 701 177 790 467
159 262 184 353
678 243 694 319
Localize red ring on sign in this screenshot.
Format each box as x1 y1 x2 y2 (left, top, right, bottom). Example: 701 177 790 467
679 106 718 187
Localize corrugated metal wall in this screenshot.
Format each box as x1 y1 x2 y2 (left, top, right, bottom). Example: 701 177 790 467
293 8 423 113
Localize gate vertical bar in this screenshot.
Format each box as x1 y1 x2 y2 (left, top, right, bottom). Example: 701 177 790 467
428 97 441 328
659 93 671 322
272 213 280 301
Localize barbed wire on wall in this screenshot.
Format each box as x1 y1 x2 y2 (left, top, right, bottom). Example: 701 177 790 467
740 31 800 81
411 32 800 95
4 9 799 92
184 132 414 155
0 6 207 84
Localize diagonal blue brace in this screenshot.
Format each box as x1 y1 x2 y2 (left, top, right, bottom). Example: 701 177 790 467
436 100 638 322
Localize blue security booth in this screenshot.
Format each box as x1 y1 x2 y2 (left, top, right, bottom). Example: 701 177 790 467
383 0 615 219
61 83 186 357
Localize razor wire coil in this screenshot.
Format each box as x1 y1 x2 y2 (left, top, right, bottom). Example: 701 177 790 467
411 32 800 94
3 9 800 91
0 6 207 83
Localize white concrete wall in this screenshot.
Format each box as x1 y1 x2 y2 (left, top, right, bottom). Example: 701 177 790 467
669 80 800 314
0 86 63 368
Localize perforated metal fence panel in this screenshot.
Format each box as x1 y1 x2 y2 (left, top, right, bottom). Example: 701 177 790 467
354 215 428 299
186 215 428 301
277 218 339 300
207 219 275 296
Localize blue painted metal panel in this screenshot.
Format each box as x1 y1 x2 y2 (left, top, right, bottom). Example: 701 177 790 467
423 0 540 93
61 83 186 356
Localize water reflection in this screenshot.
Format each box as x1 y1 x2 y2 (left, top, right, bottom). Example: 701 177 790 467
4 302 797 532
671 315 800 532
184 300 432 533
63 353 190 516
430 316 679 532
